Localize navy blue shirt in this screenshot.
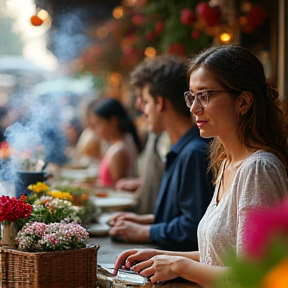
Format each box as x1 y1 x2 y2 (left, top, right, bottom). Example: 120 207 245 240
150 126 213 251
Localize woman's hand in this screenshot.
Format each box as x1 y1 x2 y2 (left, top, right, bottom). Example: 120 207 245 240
114 249 159 275
133 255 185 284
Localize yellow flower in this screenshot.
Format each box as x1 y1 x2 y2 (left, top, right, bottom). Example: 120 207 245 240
28 182 49 193
48 190 73 201
262 257 288 288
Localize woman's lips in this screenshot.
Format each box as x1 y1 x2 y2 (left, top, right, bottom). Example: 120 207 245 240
196 120 208 127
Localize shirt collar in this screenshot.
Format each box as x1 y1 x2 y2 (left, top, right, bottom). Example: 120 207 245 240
169 126 199 155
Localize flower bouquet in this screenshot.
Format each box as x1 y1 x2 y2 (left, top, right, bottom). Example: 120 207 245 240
16 221 89 252
16 182 97 230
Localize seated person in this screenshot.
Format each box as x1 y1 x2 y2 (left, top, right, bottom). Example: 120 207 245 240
113 45 288 288
109 55 213 251
74 98 107 164
115 131 170 215
92 97 142 187
115 86 171 214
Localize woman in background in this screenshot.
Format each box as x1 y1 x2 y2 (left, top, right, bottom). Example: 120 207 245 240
74 98 105 163
92 97 141 187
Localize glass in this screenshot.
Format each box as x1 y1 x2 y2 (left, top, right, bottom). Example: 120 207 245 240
184 90 231 108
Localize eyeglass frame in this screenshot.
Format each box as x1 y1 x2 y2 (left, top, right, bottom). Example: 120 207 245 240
184 90 232 108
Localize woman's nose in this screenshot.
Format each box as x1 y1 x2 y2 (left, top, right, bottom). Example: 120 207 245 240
190 100 203 116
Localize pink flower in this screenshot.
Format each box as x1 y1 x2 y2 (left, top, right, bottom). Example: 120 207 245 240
243 198 288 259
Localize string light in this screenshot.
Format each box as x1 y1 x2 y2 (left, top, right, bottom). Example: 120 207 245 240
30 8 49 26
37 9 49 21
220 32 232 44
30 15 44 26
145 47 156 58
113 6 124 19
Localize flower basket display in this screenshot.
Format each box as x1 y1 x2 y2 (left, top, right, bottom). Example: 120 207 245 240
0 244 99 288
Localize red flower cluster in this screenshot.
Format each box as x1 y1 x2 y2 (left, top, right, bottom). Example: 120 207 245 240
0 195 33 222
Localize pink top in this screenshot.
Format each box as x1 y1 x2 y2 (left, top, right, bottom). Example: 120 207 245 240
98 157 113 187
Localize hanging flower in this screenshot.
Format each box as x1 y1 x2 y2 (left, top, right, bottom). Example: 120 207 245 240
242 5 268 34
154 22 164 36
196 2 221 27
168 43 186 57
180 8 196 26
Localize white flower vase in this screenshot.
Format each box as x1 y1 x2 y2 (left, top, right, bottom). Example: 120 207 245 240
0 221 17 248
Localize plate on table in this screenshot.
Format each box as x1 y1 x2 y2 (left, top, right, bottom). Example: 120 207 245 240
58 167 97 182
87 223 110 236
90 190 135 210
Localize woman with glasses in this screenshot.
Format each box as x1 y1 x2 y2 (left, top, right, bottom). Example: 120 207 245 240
113 45 288 287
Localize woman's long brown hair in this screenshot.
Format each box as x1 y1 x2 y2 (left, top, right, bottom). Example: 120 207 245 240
188 45 288 182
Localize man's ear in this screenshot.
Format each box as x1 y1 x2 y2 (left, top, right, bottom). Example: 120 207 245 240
110 115 119 127
156 96 165 112
238 91 253 116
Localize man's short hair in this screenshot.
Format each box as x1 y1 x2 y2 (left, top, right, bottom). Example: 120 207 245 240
130 54 190 117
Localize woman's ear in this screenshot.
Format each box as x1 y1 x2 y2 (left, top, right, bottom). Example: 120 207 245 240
238 91 253 116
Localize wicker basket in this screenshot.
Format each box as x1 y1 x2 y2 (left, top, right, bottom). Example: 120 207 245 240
0 245 99 288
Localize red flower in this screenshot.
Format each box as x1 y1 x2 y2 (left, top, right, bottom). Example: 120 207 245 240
132 13 145 26
145 31 155 42
168 43 186 57
155 22 164 36
0 195 33 222
196 2 221 27
243 5 268 34
180 8 196 26
20 195 27 202
191 29 200 40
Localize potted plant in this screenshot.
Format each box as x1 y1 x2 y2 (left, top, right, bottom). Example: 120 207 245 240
0 195 32 248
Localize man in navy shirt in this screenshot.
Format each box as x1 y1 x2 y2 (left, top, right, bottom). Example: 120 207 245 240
109 55 213 251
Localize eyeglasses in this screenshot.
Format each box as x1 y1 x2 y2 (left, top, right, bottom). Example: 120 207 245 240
184 90 231 108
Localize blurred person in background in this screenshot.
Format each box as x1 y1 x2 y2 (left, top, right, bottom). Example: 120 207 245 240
73 98 107 165
115 83 170 215
0 106 19 143
92 97 142 187
109 55 213 251
62 117 83 159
